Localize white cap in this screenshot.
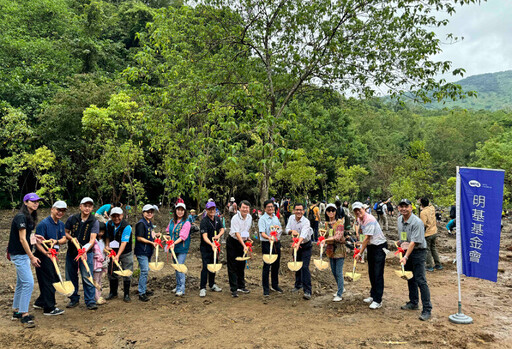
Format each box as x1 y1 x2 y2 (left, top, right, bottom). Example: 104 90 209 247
230 197 235 202
53 200 67 209
208 198 214 202
352 201 364 211
152 205 159 212
142 204 155 212
110 207 123 216
80 197 94 205
175 202 186 210
326 203 336 210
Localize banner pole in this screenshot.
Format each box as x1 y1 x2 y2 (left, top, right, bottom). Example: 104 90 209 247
449 166 473 324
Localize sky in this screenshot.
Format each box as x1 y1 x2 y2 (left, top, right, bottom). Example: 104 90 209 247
433 0 512 82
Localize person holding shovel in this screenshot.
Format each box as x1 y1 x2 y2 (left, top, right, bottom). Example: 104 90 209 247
199 201 225 297
227 200 253 298
33 200 68 316
135 204 159 302
65 197 99 310
396 199 432 321
323 203 346 302
166 202 191 297
286 203 314 300
352 201 388 310
105 207 134 302
259 199 283 297
8 193 42 328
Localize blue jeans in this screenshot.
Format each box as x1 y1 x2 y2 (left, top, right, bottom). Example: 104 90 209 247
11 254 34 313
65 252 96 306
175 253 187 293
330 258 345 297
137 255 149 295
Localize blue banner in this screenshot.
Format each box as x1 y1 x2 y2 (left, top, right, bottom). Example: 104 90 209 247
457 167 504 282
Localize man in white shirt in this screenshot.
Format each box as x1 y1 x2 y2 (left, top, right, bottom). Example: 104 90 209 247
286 203 314 300
227 200 252 298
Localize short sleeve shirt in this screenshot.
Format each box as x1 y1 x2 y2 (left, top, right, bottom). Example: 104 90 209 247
200 215 223 248
397 213 427 249
36 216 65 249
357 213 386 246
8 213 34 255
96 204 111 216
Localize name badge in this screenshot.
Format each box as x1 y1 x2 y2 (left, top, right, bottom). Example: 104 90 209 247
400 231 407 241
359 234 365 242
30 233 37 245
109 241 120 248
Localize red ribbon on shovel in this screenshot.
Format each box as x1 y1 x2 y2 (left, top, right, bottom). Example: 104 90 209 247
316 236 325 245
353 247 360 259
48 248 58 260
154 238 163 249
74 248 87 262
292 237 300 248
165 240 174 262
107 250 117 258
245 241 253 252
270 231 278 241
394 246 405 256
214 240 221 252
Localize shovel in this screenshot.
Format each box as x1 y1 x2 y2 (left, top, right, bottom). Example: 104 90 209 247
344 248 362 282
394 242 413 280
263 231 279 264
163 237 188 274
314 236 329 271
236 241 252 261
207 240 222 273
105 249 133 277
288 238 302 271
149 238 164 271
42 240 75 296
71 238 101 290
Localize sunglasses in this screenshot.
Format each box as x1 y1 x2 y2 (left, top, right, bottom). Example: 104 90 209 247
57 208 67 213
326 209 336 212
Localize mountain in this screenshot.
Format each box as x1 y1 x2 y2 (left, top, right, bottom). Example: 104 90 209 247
425 70 512 111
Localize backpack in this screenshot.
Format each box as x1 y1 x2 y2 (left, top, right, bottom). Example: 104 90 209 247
308 206 316 221
449 205 456 219
375 203 384 215
373 202 379 210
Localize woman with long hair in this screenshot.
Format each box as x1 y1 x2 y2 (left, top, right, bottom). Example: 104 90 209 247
166 202 191 296
323 203 346 302
8 193 41 328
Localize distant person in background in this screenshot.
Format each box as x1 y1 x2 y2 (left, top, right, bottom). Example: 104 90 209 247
342 201 352 231
376 200 388 231
420 198 442 272
282 197 292 226
364 197 371 214
95 203 112 223
308 200 320 242
228 197 238 219
319 201 326 219
386 199 394 217
8 193 42 328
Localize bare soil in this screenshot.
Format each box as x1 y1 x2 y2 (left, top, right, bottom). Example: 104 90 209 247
1 208 511 348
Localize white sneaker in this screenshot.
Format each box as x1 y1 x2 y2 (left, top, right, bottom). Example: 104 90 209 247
175 291 184 297
363 297 373 304
332 296 343 302
369 301 382 309
210 284 222 292
333 293 338 297
171 287 177 293
199 289 206 297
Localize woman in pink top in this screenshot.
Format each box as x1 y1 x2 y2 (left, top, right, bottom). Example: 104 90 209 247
166 202 191 296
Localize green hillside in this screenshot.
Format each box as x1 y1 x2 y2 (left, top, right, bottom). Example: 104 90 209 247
425 70 512 111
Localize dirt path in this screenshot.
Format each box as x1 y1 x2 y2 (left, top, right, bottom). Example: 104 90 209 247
1 209 511 348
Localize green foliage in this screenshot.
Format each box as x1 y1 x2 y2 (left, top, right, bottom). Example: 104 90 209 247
25 146 63 204
329 159 369 202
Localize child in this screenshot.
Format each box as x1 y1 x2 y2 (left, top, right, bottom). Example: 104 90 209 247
93 222 107 305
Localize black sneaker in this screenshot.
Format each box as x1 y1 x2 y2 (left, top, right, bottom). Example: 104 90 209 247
419 311 431 321
270 286 283 293
435 265 443 270
44 308 65 316
105 293 118 300
263 290 270 297
401 302 419 310
231 291 239 298
33 304 43 310
291 287 301 293
123 294 131 303
145 290 154 296
11 312 33 321
139 294 150 302
20 315 35 328
303 293 311 300
86 303 98 310
66 301 79 309
237 288 250 294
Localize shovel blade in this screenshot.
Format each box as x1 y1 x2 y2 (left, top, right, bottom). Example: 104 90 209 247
235 257 250 261
149 262 165 271
114 270 133 277
262 254 278 264
287 261 303 271
171 264 188 274
395 269 413 280
53 281 75 296
313 259 329 270
344 272 361 281
207 264 222 273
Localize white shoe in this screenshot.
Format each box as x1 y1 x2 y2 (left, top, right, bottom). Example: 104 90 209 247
171 287 177 293
332 296 343 302
333 293 338 297
210 284 222 292
369 301 382 309
175 291 184 297
363 297 373 304
199 289 206 297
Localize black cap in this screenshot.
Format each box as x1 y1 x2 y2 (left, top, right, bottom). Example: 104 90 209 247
398 199 412 206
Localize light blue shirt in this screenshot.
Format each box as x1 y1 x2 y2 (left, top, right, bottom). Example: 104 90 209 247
114 224 132 243
258 213 282 242
96 204 111 216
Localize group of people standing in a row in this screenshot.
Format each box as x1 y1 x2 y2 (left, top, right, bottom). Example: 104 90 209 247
7 193 436 328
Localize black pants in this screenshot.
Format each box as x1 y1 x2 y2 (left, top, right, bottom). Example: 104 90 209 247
294 242 312 294
226 236 246 292
200 245 217 289
261 240 281 293
34 250 57 312
311 220 319 241
284 212 291 227
404 249 432 312
367 242 387 303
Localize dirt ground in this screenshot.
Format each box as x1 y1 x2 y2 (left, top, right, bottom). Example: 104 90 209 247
1 208 511 348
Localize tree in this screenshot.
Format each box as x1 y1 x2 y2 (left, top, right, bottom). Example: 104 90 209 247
25 146 63 204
